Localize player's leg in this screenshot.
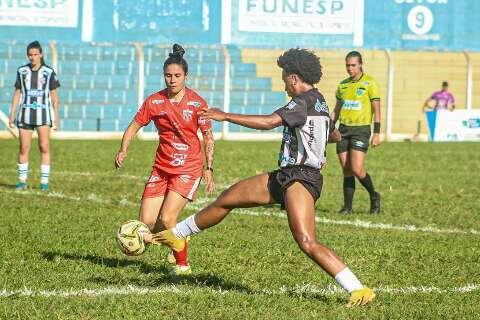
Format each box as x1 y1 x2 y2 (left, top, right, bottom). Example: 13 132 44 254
16 127 33 189
151 174 274 246
284 182 374 306
158 190 190 274
139 172 168 232
338 151 355 214
37 125 51 190
350 149 380 214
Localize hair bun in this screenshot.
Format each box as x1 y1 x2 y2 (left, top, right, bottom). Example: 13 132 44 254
169 44 185 58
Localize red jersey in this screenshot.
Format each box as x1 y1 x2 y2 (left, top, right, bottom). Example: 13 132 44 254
134 88 211 176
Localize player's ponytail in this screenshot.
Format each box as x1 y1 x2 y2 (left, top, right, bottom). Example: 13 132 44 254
346 50 363 72
26 40 45 65
164 43 188 74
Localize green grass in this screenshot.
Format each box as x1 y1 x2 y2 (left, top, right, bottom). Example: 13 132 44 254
0 139 479 319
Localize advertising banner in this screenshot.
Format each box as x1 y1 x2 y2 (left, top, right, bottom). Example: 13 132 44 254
426 110 480 142
238 0 355 34
0 0 78 28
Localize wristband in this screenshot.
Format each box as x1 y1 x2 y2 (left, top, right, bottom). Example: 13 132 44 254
206 166 214 172
373 122 381 134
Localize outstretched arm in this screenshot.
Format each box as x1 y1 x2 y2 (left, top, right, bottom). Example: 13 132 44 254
201 108 282 130
115 120 142 169
202 129 215 195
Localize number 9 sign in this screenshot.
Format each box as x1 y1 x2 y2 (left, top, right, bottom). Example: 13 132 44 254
407 5 433 35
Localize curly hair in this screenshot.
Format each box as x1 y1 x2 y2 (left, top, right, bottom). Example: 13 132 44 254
277 48 322 85
163 43 188 74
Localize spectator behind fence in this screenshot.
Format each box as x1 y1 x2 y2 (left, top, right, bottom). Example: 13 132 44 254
423 81 456 112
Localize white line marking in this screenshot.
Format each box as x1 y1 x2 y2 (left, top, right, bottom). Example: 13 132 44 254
0 283 478 298
3 189 480 236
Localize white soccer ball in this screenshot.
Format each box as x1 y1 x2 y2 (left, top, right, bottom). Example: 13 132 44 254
116 220 151 256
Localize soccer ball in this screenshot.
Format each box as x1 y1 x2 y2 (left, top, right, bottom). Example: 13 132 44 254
116 220 151 256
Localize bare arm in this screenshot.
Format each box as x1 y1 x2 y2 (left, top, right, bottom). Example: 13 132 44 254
371 100 381 147
201 108 282 130
8 89 21 128
50 89 59 129
115 120 142 169
202 128 215 195
330 99 342 125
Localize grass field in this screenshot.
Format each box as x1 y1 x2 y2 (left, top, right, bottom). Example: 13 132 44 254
0 139 479 319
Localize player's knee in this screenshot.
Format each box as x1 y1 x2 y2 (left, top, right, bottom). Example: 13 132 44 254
39 143 50 154
294 234 317 255
159 214 177 229
19 145 30 155
351 168 365 178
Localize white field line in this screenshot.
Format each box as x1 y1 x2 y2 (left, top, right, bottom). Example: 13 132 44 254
0 283 478 298
3 189 480 237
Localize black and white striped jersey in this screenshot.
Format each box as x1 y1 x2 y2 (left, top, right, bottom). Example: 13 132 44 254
14 64 60 126
274 88 332 170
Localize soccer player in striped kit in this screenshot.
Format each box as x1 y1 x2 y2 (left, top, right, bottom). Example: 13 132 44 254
115 44 215 276
150 48 375 306
8 41 60 191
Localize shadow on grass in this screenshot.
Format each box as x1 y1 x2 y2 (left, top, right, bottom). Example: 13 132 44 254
41 251 170 274
41 250 255 294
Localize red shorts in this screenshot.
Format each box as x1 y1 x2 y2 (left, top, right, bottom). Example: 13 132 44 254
142 168 202 200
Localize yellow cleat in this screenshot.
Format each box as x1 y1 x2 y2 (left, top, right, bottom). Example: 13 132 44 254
166 250 176 264
151 229 185 252
347 287 375 307
169 265 192 276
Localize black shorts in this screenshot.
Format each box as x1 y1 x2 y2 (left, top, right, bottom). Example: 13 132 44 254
336 124 371 154
268 165 323 210
16 122 50 130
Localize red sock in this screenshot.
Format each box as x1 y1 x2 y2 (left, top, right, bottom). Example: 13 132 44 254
173 239 188 266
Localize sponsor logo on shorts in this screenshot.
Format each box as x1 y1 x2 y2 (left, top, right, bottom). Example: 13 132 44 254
179 175 191 183
147 176 161 183
286 101 297 110
314 99 329 113
187 101 201 108
354 140 365 147
172 143 189 151
151 99 164 105
183 109 193 122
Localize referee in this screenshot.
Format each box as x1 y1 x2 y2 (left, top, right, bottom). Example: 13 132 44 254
331 51 381 214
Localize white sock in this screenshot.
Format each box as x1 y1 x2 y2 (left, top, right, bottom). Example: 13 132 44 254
334 267 364 293
40 164 50 184
173 214 202 238
18 162 29 182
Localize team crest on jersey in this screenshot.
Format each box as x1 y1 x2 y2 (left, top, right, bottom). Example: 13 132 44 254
356 88 366 97
187 101 201 108
314 99 329 113
151 99 164 105
183 109 193 122
286 101 297 110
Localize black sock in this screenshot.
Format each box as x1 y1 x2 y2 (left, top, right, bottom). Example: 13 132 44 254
359 173 376 196
343 176 355 209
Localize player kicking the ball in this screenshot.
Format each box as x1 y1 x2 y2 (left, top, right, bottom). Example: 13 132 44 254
146 48 375 306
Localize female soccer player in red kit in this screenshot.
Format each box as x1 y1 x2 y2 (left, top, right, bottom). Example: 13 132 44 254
115 44 215 275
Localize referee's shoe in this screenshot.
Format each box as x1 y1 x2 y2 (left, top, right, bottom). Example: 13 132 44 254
370 192 381 214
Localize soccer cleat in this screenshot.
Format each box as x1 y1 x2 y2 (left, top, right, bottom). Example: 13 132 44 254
151 229 185 252
15 182 26 190
169 265 192 276
370 192 381 214
40 183 49 191
339 207 354 215
347 287 375 307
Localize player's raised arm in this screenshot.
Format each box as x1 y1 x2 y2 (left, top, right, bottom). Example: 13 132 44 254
201 108 282 130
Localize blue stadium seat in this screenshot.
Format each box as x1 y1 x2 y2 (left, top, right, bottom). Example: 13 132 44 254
59 63 79 75
107 90 125 104
70 90 89 104
103 106 121 119
231 63 257 77
100 119 118 131
73 75 93 89
66 104 85 118
61 119 80 131
89 90 107 104
0 89 13 102
85 105 103 119
81 119 98 131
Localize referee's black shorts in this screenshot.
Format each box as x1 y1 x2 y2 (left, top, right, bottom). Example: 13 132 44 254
267 165 323 210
